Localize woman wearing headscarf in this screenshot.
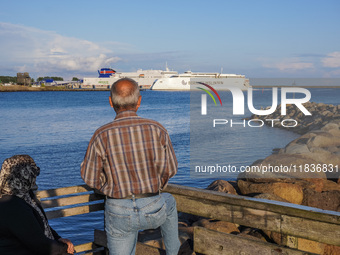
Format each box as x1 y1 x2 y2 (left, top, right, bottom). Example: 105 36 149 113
0 155 74 255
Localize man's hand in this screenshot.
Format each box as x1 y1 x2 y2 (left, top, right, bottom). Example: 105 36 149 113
58 238 75 254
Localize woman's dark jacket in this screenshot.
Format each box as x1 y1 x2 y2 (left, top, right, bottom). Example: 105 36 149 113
0 195 69 255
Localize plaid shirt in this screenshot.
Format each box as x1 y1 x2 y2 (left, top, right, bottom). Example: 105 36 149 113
81 110 178 198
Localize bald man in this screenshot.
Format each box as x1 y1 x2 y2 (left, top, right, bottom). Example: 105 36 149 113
81 78 180 255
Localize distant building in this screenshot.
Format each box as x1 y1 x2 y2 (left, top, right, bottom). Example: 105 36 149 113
17 72 31 86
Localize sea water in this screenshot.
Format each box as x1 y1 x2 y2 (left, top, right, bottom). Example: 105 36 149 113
0 88 339 244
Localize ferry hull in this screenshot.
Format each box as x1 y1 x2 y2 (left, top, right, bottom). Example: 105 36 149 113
151 76 250 90
82 77 158 87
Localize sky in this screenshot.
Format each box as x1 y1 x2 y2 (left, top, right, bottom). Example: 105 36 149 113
0 0 339 80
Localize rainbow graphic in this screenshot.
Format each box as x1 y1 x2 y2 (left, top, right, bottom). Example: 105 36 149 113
197 82 222 106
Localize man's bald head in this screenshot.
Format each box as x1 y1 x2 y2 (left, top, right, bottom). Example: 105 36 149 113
110 78 141 112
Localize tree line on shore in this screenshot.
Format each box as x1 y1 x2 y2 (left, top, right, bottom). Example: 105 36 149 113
0 76 80 84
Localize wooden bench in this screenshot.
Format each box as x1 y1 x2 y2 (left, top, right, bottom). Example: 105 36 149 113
36 184 340 255
36 185 105 254
36 185 165 254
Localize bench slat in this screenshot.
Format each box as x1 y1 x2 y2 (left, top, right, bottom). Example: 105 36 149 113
46 203 104 219
41 193 104 209
36 185 92 199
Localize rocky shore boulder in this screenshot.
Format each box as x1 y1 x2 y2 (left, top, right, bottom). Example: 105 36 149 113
206 179 237 195
302 189 340 211
238 180 304 204
240 102 340 211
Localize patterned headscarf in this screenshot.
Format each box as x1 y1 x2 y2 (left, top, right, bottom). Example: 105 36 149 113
0 155 54 239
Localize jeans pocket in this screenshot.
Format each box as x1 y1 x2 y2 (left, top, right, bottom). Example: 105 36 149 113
105 210 132 237
145 203 167 229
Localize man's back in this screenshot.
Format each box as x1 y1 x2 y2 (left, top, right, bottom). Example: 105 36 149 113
81 110 177 198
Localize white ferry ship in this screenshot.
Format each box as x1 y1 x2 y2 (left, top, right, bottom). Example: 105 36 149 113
150 71 250 90
81 67 178 89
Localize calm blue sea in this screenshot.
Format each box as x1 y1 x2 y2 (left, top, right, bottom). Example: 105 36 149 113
0 88 339 245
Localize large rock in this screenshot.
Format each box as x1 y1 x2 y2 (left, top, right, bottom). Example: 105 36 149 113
206 180 237 195
302 188 340 211
238 180 304 204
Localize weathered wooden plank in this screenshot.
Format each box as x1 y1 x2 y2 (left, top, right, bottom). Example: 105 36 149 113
174 194 281 231
46 203 104 219
36 185 92 199
41 193 104 209
281 215 340 246
193 227 317 255
172 193 340 246
94 229 166 255
165 184 340 225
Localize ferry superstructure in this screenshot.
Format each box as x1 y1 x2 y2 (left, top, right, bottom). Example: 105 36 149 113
150 71 250 90
82 67 178 89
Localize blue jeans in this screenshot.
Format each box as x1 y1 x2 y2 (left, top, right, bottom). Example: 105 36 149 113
105 193 180 255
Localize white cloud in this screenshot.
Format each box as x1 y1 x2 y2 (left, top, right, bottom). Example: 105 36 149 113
0 22 123 76
322 51 340 68
262 58 314 71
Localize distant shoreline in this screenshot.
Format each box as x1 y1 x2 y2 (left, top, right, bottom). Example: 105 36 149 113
0 85 109 92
